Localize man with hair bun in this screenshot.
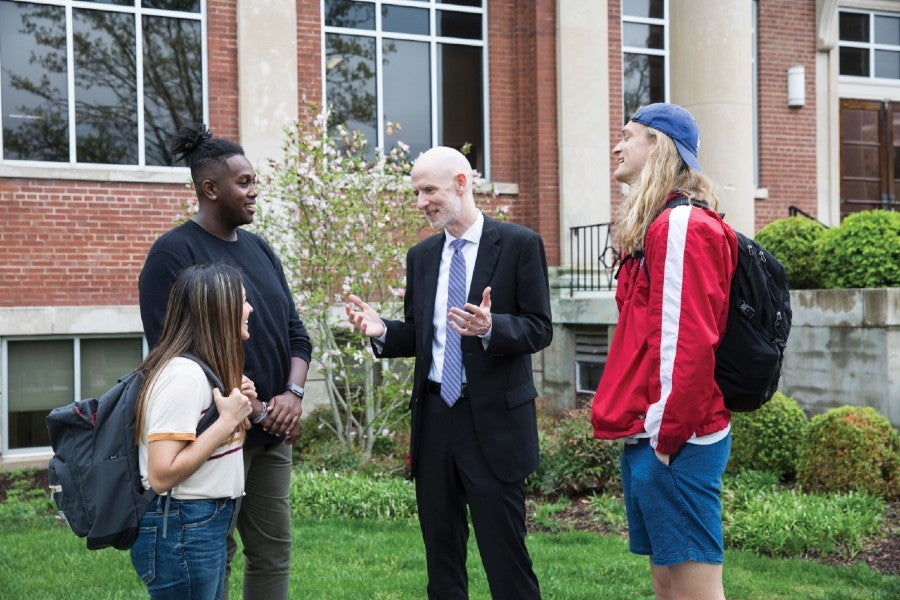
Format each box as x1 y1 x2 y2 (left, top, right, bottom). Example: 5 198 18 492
139 123 312 600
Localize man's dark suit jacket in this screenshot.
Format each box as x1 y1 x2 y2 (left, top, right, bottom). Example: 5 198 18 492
376 214 553 483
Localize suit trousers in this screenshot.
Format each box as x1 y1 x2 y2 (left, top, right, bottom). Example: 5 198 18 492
416 388 541 600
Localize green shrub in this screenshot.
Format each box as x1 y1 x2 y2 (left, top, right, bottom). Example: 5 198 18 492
289 469 417 520
0 488 53 523
528 409 621 496
727 392 808 480
798 406 900 499
723 482 885 558
816 210 900 288
587 493 628 531
754 217 827 289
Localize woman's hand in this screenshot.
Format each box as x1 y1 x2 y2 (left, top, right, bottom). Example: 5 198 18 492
214 387 252 429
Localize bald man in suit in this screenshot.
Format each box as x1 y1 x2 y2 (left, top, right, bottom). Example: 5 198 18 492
346 146 552 599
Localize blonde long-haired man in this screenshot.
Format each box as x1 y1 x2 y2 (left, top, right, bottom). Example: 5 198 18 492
592 103 738 600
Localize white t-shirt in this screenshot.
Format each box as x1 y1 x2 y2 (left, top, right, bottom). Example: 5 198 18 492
138 357 244 500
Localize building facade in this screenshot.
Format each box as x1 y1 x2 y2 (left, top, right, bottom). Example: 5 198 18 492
1 0 898 467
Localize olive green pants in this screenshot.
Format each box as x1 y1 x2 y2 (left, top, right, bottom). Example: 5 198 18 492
224 443 293 600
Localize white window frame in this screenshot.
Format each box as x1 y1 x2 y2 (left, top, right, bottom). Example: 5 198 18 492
1 333 147 457
574 328 610 395
838 8 900 84
0 0 208 181
320 0 490 178
621 0 670 118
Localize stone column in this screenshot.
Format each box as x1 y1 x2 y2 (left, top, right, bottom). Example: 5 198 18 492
237 0 299 168
557 0 610 260
669 0 755 234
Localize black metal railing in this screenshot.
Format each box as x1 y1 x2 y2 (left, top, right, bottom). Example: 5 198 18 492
568 223 620 295
788 205 829 227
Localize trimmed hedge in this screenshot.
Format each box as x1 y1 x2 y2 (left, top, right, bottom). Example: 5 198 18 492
728 392 808 481
798 406 900 499
755 216 827 289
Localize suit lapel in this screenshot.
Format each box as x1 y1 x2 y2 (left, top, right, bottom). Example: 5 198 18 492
419 233 444 349
470 214 501 304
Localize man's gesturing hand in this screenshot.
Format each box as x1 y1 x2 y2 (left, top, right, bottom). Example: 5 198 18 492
345 294 386 338
449 286 492 337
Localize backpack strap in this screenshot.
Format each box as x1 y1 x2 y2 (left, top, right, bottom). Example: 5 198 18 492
179 352 226 436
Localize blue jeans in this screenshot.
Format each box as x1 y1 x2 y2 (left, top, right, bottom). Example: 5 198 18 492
130 495 236 600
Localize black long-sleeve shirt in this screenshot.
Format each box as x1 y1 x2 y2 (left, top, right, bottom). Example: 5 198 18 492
139 219 312 449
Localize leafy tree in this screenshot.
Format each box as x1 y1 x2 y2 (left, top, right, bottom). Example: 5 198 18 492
256 110 423 457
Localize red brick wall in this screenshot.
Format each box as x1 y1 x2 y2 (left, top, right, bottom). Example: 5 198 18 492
607 0 625 222
756 0 818 229
488 0 560 265
207 0 240 139
296 0 323 118
0 180 195 307
0 1 238 308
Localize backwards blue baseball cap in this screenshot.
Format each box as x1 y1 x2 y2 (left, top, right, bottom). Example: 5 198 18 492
629 103 702 173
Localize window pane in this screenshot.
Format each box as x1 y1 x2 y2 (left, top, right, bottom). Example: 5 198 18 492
875 50 900 80
325 33 377 147
0 1 69 161
143 16 203 166
576 361 605 393
839 46 869 77
142 0 201 12
622 0 664 19
841 108 879 143
841 145 881 179
437 10 481 39
80 338 143 398
73 8 138 164
382 5 428 35
7 340 73 449
623 53 665 121
437 43 483 173
438 0 482 7
80 0 132 5
874 15 900 45
325 0 375 30
8 340 73 411
383 39 430 159
839 12 869 42
623 22 664 50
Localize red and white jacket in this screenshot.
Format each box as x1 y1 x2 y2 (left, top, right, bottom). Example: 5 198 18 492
591 199 738 455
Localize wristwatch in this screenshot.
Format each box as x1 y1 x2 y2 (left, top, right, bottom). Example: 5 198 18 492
285 383 305 399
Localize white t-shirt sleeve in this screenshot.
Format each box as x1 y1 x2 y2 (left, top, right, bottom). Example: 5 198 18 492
145 357 211 442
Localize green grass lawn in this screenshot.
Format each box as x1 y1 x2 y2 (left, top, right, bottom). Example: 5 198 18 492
0 517 896 599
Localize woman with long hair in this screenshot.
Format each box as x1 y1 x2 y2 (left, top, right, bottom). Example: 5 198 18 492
592 103 738 600
131 262 253 599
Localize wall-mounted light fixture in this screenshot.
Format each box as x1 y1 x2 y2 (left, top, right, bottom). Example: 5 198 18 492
788 65 805 108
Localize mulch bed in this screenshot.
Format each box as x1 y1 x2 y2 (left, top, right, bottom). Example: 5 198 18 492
3 471 897 575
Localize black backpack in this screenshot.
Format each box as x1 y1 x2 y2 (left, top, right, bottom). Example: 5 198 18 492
46 353 224 550
664 196 792 412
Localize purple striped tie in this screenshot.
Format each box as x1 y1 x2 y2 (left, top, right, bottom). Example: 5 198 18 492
442 238 467 406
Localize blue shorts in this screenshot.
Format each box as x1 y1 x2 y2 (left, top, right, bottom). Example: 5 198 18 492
620 435 731 566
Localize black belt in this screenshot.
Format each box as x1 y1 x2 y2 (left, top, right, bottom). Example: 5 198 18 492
426 380 470 399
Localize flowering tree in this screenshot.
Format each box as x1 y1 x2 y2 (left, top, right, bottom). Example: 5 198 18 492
254 111 423 457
